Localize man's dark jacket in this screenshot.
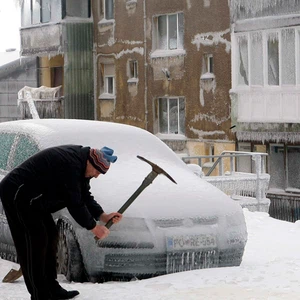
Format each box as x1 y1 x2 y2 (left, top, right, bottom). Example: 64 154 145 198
2 145 104 230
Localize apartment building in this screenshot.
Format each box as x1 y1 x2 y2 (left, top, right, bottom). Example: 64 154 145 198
93 0 235 161
20 0 94 119
230 0 300 209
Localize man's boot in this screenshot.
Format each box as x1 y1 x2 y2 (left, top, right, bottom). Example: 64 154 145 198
50 281 79 299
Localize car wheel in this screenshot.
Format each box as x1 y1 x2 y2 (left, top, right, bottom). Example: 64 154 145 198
56 219 87 282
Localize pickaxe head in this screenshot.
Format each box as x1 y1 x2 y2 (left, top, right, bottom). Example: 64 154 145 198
137 155 177 184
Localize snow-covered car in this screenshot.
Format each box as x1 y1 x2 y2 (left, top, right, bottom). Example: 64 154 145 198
0 119 247 282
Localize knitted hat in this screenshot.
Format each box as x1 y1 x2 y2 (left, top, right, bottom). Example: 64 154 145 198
88 146 117 174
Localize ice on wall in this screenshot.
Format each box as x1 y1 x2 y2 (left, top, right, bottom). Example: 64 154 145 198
281 28 296 85
192 29 231 53
17 86 62 119
189 127 226 139
250 32 263 85
98 46 144 59
237 131 300 144
115 47 144 59
191 113 230 126
204 0 211 8
230 0 300 20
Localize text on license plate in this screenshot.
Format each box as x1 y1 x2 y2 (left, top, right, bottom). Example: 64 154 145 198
166 234 217 250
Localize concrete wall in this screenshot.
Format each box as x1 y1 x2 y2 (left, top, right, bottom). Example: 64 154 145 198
0 57 38 122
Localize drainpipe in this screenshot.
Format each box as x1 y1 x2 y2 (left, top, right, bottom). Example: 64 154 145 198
143 0 148 130
93 43 98 120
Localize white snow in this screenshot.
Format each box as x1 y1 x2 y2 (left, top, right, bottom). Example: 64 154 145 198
192 29 231 53
115 47 144 59
1 209 300 299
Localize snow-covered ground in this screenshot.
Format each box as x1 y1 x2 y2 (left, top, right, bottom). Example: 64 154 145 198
1 209 300 300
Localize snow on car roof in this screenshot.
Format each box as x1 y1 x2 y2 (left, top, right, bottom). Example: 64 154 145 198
0 119 243 220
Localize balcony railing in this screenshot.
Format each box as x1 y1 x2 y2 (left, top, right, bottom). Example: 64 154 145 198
182 151 270 212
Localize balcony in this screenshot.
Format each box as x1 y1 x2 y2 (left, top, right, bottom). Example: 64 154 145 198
20 0 91 56
231 88 300 124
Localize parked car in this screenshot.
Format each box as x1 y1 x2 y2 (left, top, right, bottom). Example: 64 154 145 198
0 119 247 282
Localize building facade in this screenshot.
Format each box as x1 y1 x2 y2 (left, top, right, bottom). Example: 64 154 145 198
10 1 236 169
20 0 94 119
92 0 235 164
230 0 300 213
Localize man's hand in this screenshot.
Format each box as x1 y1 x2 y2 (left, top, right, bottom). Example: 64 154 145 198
91 224 110 240
100 212 123 225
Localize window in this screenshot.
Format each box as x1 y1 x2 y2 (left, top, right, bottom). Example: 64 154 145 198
65 0 91 18
22 0 91 26
237 35 249 86
286 146 300 190
281 29 295 85
129 60 138 79
155 13 184 51
269 144 285 190
235 28 300 87
269 144 300 192
12 135 39 169
267 32 279 86
201 54 215 81
204 54 214 74
158 97 185 134
23 0 51 25
41 0 51 22
104 0 114 20
100 64 115 98
250 32 263 85
209 144 215 163
105 76 114 95
0 133 15 170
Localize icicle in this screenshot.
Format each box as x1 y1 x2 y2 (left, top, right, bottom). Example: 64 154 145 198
24 90 40 119
237 131 300 144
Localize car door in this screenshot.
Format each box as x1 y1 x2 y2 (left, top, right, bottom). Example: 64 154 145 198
0 132 17 179
0 131 18 255
0 132 40 253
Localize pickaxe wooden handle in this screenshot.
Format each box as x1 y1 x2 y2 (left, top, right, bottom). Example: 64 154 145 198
95 155 176 240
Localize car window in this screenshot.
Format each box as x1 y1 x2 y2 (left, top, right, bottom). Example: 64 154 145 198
0 133 16 171
11 134 40 169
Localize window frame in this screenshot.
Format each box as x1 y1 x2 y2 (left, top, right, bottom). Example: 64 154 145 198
99 63 116 100
104 75 115 96
127 60 139 84
129 60 138 79
22 0 91 26
204 54 214 74
152 12 185 56
234 26 300 89
104 0 114 20
158 97 185 135
286 145 300 192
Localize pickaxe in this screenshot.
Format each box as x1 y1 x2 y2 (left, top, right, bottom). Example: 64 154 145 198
95 155 176 240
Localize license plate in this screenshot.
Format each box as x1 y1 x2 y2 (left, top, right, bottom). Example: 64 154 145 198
166 234 217 251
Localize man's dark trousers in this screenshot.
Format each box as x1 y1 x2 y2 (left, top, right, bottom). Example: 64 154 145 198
0 179 58 300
